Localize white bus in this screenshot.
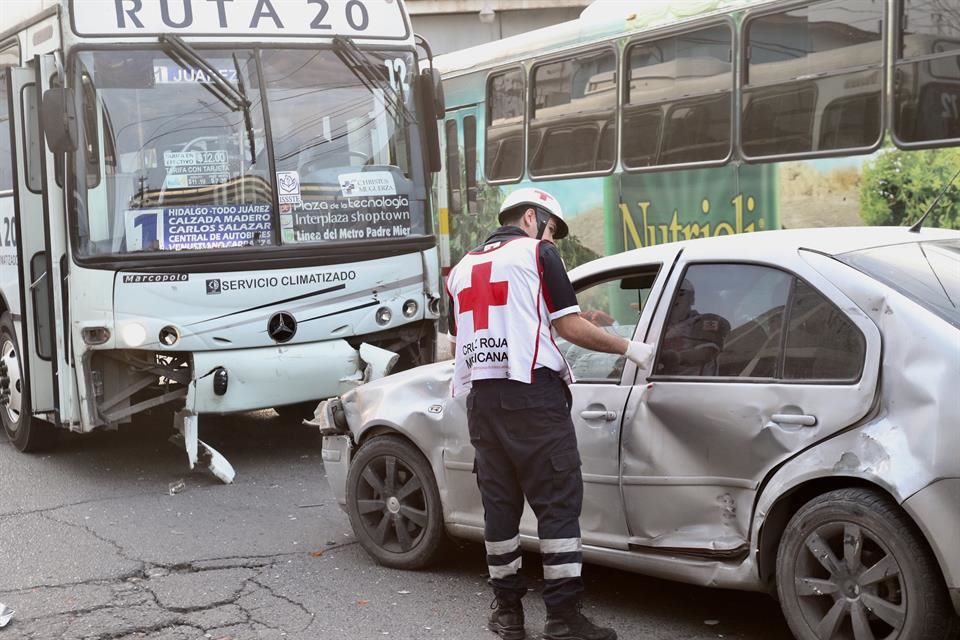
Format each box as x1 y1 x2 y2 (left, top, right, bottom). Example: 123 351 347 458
0 0 446 481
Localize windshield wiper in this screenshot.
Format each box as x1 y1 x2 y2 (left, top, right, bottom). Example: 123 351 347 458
232 53 257 164
159 35 256 162
332 36 415 126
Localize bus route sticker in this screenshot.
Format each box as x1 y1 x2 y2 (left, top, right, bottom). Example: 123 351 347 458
338 171 396 197
163 150 232 188
125 204 272 251
277 171 302 205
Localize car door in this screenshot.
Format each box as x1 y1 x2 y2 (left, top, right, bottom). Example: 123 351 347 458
549 256 674 548
439 252 678 547
621 251 881 557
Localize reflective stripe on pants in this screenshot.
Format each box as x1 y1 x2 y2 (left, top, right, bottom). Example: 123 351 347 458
468 370 584 612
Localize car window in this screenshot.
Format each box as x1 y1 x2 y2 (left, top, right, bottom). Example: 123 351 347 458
558 270 658 381
657 264 789 377
783 279 865 380
838 239 960 329
655 263 865 381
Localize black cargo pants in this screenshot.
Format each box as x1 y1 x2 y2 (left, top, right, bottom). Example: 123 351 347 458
466 367 583 614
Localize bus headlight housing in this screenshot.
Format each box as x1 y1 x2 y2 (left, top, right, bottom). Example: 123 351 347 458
81 326 111 345
402 299 418 318
375 306 392 326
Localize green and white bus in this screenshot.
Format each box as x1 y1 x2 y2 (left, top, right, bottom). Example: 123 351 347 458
433 0 960 274
0 0 446 480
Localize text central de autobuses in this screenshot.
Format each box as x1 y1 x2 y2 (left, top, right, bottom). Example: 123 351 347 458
219 270 357 291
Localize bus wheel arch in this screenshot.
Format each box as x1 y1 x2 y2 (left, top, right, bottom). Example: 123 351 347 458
0 311 57 452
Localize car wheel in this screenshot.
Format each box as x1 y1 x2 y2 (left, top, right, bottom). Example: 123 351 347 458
776 487 959 640
346 435 445 570
0 312 57 452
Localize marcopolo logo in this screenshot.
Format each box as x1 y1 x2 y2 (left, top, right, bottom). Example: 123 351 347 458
122 273 189 283
206 279 222 295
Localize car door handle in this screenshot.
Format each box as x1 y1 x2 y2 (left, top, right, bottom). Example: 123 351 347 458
771 413 817 426
580 410 618 421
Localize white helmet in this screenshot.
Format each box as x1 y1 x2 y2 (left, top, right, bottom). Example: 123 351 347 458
498 187 569 239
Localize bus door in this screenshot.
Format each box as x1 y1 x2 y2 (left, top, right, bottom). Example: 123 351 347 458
441 107 481 262
7 55 74 426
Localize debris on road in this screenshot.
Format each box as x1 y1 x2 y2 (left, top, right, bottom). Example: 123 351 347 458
0 602 14 627
168 479 186 495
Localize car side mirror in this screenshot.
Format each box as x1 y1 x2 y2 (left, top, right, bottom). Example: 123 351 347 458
41 87 78 154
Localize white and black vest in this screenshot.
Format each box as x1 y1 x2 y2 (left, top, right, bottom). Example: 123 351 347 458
446 237 572 396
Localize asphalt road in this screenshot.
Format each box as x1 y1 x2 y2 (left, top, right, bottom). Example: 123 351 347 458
0 411 794 640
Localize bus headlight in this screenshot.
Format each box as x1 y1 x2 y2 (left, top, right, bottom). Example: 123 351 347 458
375 306 392 326
120 323 147 347
159 326 180 347
402 299 418 318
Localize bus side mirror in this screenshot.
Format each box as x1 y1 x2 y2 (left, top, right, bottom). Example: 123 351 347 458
427 68 445 119
41 87 78 154
418 70 444 173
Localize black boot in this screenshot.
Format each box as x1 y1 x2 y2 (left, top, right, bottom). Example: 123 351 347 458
488 594 525 639
543 603 616 640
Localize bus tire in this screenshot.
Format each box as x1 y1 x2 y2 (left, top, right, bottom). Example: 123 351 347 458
0 312 58 452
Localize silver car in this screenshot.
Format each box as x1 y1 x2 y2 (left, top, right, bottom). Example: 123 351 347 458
318 227 960 640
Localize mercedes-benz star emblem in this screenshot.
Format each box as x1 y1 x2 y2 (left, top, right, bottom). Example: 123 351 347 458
267 311 297 343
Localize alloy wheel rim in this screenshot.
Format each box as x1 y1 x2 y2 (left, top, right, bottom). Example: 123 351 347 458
1 338 22 428
355 454 428 554
793 521 905 640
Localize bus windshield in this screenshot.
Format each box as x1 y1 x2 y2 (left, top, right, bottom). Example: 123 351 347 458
73 47 421 258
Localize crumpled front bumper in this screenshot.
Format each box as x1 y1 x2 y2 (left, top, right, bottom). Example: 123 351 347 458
315 398 353 507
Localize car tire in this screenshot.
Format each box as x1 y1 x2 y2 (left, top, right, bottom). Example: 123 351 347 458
274 401 318 423
346 435 446 570
776 487 960 640
0 312 58 452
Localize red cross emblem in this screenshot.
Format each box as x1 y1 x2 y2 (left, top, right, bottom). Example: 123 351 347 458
534 189 551 202
457 262 508 331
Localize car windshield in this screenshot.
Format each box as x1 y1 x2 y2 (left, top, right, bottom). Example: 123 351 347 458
73 47 421 258
838 238 960 328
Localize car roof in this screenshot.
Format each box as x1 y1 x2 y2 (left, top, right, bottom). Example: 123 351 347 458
569 226 960 280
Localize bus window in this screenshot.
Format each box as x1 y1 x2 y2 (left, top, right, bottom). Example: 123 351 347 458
743 0 884 158
21 84 41 193
79 71 103 189
623 24 732 169
820 93 881 149
529 48 616 177
742 85 816 156
445 119 462 215
622 108 661 167
894 0 960 146
485 68 524 182
0 44 18 192
463 115 477 214
74 49 274 255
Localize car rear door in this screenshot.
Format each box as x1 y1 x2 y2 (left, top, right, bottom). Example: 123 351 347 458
620 246 881 557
